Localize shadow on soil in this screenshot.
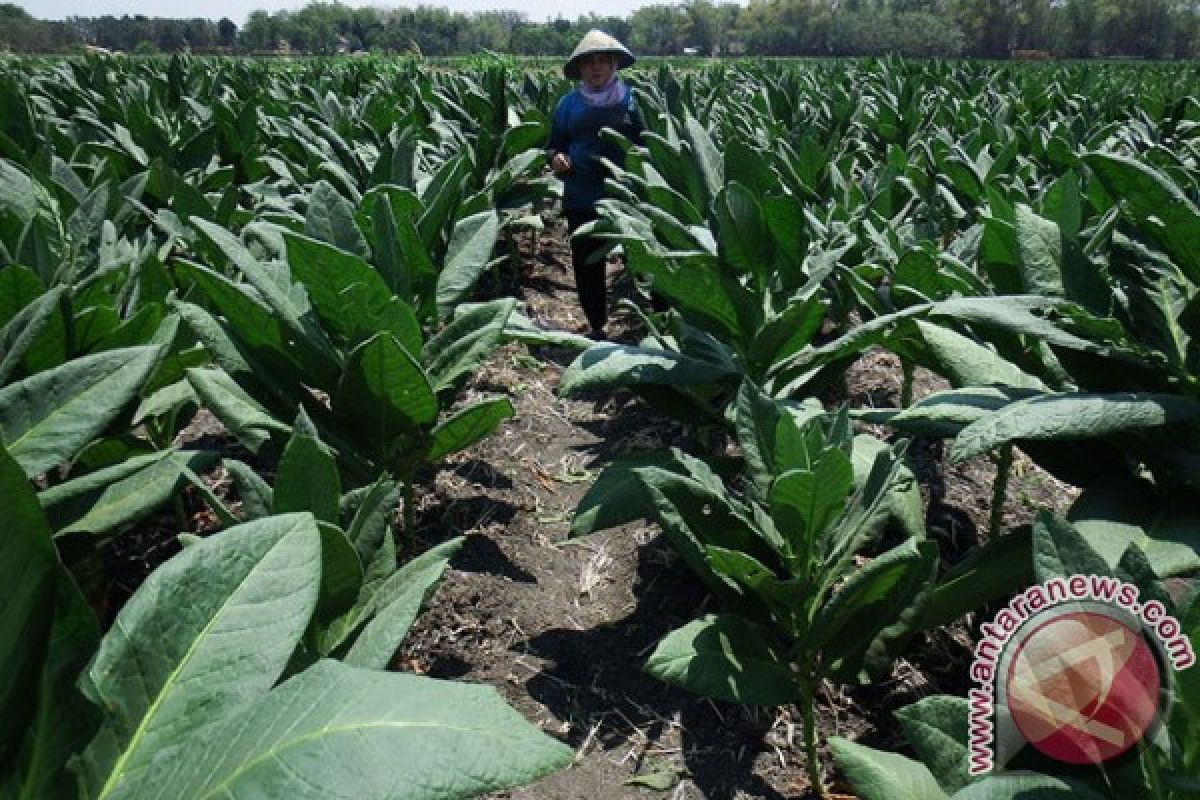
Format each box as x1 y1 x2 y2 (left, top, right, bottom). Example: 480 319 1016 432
518 537 791 800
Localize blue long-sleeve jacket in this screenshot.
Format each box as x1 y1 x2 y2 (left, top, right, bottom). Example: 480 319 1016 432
547 86 644 212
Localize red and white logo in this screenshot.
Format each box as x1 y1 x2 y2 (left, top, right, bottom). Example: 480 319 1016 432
966 576 1194 775
1004 609 1160 765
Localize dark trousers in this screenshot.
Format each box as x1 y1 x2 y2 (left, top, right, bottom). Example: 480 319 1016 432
565 208 606 332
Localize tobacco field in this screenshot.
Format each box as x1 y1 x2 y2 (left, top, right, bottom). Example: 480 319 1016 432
1 53 1199 799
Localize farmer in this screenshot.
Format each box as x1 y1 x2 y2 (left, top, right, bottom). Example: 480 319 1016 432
547 30 644 340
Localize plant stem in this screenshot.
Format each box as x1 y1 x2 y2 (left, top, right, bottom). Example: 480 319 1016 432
59 289 76 359
989 443 1014 540
402 478 416 553
173 492 189 533
800 677 825 799
900 357 914 408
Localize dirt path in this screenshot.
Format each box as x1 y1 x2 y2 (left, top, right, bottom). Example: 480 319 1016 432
396 211 1077 799
401 214 853 800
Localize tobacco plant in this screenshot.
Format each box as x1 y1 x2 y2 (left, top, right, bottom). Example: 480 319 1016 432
572 381 931 795
0 443 573 800
174 216 517 534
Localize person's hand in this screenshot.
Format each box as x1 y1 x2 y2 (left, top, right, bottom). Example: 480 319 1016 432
550 151 572 175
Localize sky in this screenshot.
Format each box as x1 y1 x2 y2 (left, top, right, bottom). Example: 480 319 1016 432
16 0 660 24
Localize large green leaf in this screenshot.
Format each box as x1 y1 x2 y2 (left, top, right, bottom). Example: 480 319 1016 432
188 222 340 387
734 379 786 500
953 772 1108 799
317 524 397 657
173 260 338 391
0 284 63 385
1068 482 1200 577
343 537 463 668
314 522 364 628
569 451 682 537
747 297 825 379
283 230 422 355
682 112 723 206
0 264 43 329
770 304 929 391
926 296 1107 358
336 333 437 450
856 387 1041 439
725 138 780 200
919 528 1034 630
304 179 370 257
0 345 161 477
435 210 500 315
620 241 753 343
639 466 781 598
37 451 171 528
427 397 513 462
644 615 799 706
0 159 37 226
702 545 805 632
911 320 1045 391
170 298 253 379
851 433 925 541
895 696 971 793
1032 511 1111 582
770 453 854 560
713 182 771 288
133 659 572 799
131 379 197 429
49 449 218 537
368 191 408 297
0 445 58 766
77 513 321 799
559 342 738 397
500 308 593 351
224 458 273 520
423 297 515 395
389 195 438 315
951 392 1200 461
417 154 469 250
1014 204 1064 297
185 366 291 454
813 540 938 680
1084 152 1200 285
342 477 398 562
828 737 948 800
273 408 341 525
1 570 100 800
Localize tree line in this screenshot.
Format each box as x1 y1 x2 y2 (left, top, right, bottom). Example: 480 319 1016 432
2 0 1197 60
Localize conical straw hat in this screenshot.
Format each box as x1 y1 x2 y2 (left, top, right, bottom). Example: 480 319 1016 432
564 30 635 79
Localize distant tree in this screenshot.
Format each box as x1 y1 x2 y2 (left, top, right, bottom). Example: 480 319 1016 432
0 3 41 51
184 18 216 49
240 10 277 51
575 13 633 46
154 19 187 51
217 17 237 47
7 0 1189 58
0 2 31 21
630 4 690 55
1172 0 1200 57
681 0 719 54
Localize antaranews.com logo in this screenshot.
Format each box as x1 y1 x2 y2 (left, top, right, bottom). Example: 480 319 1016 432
967 574 1196 775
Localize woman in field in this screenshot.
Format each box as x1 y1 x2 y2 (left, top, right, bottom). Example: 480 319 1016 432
546 30 644 340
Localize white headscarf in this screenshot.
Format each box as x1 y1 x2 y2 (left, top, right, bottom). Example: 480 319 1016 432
579 74 626 107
